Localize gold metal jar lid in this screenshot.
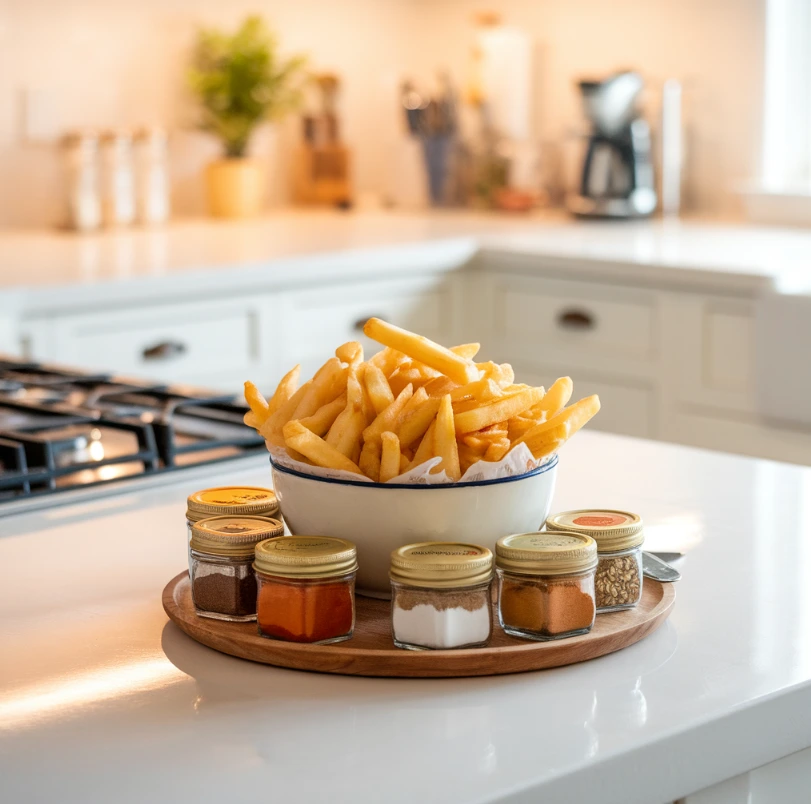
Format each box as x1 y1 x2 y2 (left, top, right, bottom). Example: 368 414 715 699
186 486 279 522
390 542 493 589
190 516 284 558
545 509 643 553
253 536 358 579
496 531 598 576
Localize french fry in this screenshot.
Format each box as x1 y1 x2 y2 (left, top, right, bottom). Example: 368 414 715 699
292 358 348 420
477 361 515 388
454 387 545 434
358 440 381 482
363 364 395 414
297 392 347 436
244 381 270 425
363 318 480 386
398 386 428 421
379 431 401 483
260 380 312 447
533 376 573 419
283 420 364 475
244 410 260 429
449 377 502 403
432 395 461 481
514 395 601 459
409 419 436 469
336 341 363 367
450 343 480 359
326 406 366 458
484 437 511 462
399 453 410 474
457 441 485 474
424 376 457 397
397 394 441 447
346 368 364 409
507 415 540 441
363 384 413 445
368 347 408 375
388 362 437 395
247 364 301 434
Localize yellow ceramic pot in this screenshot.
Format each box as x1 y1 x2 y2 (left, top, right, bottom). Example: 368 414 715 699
205 158 265 218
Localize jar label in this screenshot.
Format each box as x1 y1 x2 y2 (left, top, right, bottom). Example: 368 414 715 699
573 513 628 527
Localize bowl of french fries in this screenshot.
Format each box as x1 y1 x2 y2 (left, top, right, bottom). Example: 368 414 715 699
244 318 600 596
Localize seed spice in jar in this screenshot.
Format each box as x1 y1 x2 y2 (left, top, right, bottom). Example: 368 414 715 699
496 531 597 641
390 543 493 650
546 510 644 613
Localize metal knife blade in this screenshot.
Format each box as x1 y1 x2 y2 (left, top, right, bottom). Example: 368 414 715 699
642 551 681 582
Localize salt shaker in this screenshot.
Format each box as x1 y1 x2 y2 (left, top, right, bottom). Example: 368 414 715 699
100 129 136 227
61 130 102 232
134 126 171 225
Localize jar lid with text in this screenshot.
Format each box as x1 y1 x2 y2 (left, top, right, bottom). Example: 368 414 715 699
496 531 598 576
254 536 358 579
186 486 279 522
191 516 284 558
545 510 643 553
390 542 493 589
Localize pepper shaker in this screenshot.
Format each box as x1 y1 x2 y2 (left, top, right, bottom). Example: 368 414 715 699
100 129 136 227
61 130 102 232
134 126 171 225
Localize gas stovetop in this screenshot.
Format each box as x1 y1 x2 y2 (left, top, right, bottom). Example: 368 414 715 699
0 357 264 506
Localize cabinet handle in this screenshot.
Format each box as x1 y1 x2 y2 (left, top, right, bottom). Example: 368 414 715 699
142 340 187 361
353 315 385 332
557 309 596 331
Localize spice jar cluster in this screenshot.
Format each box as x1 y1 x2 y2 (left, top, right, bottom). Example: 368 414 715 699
184 488 643 649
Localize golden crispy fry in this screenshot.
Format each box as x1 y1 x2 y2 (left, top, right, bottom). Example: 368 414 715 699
484 437 511 462
480 423 508 437
244 381 270 425
260 380 312 447
326 406 366 458
397 394 441 447
514 395 601 459
283 420 364 475
452 397 484 414
409 419 436 469
424 376 457 397
534 376 573 419
402 446 414 461
388 363 437 396
379 431 401 483
454 387 545 434
457 441 485 473
363 318 479 386
477 362 515 388
399 453 410 474
398 386 428 420
363 384 413 445
336 341 363 367
507 415 540 441
297 392 347 436
449 377 502 403
358 440 381 482
363 364 395 415
346 368 364 409
462 435 489 452
432 395 461 481
244 410 260 429
368 347 408 375
251 365 301 433
450 343 480 359
292 358 348 420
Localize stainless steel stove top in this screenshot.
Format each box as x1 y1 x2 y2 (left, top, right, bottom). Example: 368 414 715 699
0 357 264 508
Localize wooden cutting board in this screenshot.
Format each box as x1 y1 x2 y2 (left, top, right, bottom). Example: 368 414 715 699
163 572 675 678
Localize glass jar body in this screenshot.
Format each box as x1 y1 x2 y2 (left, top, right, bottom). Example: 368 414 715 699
189 550 257 622
595 545 643 612
497 567 596 641
255 570 356 645
390 580 492 650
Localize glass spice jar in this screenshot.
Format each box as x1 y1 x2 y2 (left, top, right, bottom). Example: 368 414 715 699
390 542 493 651
254 536 358 644
190 515 284 622
186 486 280 574
546 510 644 613
496 531 597 641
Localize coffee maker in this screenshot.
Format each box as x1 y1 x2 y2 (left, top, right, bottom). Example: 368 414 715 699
567 71 657 218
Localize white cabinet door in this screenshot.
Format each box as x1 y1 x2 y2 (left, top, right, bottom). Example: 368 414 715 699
276 275 460 381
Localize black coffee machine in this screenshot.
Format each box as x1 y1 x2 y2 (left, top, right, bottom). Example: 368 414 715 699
567 71 657 218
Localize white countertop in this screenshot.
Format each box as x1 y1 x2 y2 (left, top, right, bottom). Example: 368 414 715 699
2 431 811 803
3 211 811 313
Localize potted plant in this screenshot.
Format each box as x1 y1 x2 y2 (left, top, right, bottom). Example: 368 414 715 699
189 16 306 218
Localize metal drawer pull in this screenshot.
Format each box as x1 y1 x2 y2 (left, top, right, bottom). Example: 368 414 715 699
557 309 596 331
142 340 187 361
353 315 385 332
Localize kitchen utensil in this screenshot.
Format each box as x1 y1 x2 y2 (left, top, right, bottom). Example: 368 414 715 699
163 571 675 678
567 71 657 218
270 455 558 597
642 551 681 582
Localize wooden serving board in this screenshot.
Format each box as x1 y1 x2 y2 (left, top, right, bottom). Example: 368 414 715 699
163 573 674 678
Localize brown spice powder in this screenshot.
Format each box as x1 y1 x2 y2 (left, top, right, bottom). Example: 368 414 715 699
499 575 595 636
394 587 489 612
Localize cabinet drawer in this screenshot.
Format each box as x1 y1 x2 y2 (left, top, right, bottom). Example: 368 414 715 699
279 277 455 378
484 274 657 376
516 363 655 439
41 300 262 382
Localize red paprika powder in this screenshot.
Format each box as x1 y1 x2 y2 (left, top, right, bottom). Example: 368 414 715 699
254 536 357 645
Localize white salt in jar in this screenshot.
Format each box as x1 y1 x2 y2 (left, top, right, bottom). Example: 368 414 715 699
390 542 493 650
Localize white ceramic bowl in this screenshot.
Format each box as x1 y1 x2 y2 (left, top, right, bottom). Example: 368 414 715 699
270 456 558 597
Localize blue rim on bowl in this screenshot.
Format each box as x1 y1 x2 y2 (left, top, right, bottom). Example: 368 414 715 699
269 453 558 490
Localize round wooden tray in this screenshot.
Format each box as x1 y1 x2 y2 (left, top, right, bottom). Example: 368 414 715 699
163 572 675 678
